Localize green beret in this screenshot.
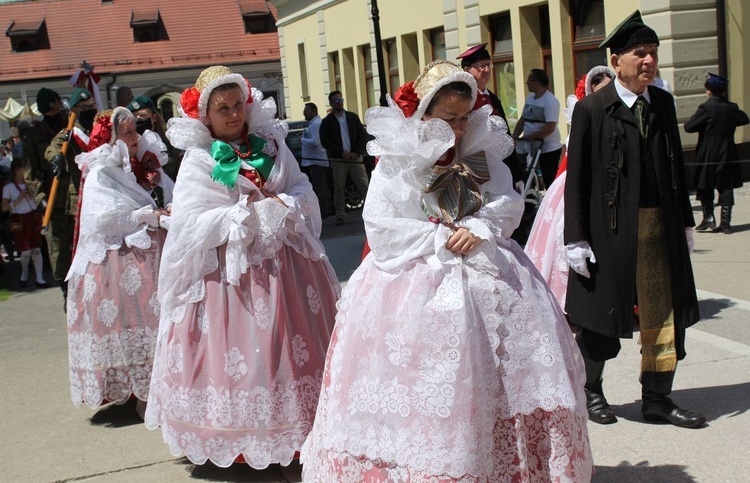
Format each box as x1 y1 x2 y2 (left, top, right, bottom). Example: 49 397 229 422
35 87 60 114
69 87 93 108
600 10 660 55
127 95 156 112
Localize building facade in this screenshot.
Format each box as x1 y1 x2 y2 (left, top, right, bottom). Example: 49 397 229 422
271 0 749 160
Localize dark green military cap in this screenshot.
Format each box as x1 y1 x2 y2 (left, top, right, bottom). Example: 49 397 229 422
600 10 659 55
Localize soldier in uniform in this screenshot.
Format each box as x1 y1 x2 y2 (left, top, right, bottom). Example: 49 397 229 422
23 88 66 208
45 87 97 308
127 95 183 178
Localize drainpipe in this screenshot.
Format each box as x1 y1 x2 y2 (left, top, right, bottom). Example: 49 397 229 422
716 0 727 77
105 75 117 108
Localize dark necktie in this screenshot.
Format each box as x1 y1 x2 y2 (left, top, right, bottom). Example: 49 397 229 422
633 96 649 139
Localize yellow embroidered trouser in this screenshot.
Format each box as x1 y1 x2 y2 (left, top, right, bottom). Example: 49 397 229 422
636 207 677 373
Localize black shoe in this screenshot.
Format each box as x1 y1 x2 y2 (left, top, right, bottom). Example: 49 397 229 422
642 402 706 428
36 281 51 289
19 279 28 288
695 218 715 231
585 388 618 424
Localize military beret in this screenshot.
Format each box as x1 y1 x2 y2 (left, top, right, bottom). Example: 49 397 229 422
457 43 490 68
600 10 660 55
126 95 156 113
69 87 93 108
35 87 60 115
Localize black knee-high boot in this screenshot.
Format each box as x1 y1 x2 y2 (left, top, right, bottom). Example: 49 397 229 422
712 205 732 234
641 371 706 428
695 199 715 231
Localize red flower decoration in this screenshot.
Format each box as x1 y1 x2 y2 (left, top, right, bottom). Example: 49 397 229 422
132 151 162 190
88 115 113 150
394 81 419 118
575 74 587 100
180 87 201 119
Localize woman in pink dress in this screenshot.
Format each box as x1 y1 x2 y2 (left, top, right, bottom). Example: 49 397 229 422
66 107 174 413
524 66 614 308
302 61 592 482
144 66 339 468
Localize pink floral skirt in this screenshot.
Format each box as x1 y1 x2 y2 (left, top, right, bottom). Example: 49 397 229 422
145 244 338 468
67 229 165 408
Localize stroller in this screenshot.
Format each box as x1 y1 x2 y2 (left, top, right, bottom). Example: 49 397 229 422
512 139 544 246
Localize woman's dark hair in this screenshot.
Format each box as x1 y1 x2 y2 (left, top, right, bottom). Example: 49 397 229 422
590 71 614 90
424 81 473 116
10 157 24 174
529 68 550 88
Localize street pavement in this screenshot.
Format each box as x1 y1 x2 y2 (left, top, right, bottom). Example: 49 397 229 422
1 188 749 482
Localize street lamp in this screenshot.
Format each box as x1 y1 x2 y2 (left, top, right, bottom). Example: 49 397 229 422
371 0 389 107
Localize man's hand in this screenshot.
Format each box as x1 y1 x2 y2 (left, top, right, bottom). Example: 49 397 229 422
566 241 596 278
50 154 65 179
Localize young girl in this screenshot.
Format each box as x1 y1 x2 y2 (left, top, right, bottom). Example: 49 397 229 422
1 158 48 288
302 61 592 482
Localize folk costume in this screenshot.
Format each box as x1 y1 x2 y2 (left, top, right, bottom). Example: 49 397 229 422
564 11 703 428
66 108 174 408
525 66 614 308
144 66 339 468
684 73 749 234
302 61 592 482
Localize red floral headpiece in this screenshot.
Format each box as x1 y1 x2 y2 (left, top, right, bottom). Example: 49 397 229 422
88 110 114 150
575 74 587 100
394 81 419 118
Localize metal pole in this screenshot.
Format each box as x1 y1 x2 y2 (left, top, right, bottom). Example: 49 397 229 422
716 0 727 78
371 0 389 107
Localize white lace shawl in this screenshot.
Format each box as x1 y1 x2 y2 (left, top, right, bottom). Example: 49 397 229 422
158 90 326 326
67 132 175 279
363 99 522 274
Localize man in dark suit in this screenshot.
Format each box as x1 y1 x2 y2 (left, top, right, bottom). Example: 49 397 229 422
319 91 370 225
564 11 704 428
684 73 749 234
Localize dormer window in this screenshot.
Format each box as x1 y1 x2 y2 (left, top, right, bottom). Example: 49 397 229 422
239 0 276 34
130 10 169 43
6 19 50 52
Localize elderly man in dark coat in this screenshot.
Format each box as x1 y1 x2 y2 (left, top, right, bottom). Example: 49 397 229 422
684 73 749 234
564 11 704 428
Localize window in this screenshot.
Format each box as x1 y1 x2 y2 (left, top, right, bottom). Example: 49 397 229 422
362 45 375 108
429 28 445 61
571 0 606 80
240 0 277 34
329 52 342 93
539 5 554 92
6 19 50 52
489 13 517 130
298 43 310 101
385 39 399 95
130 11 169 42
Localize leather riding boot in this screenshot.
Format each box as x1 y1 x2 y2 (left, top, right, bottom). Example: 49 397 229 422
695 200 715 231
641 371 706 428
719 205 732 234
583 357 617 424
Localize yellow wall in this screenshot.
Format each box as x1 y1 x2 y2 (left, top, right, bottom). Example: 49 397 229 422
726 0 750 144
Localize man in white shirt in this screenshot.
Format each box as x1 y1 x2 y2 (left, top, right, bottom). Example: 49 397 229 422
512 68 562 190
301 102 332 218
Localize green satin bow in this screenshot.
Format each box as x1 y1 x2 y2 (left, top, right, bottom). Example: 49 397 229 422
210 134 275 189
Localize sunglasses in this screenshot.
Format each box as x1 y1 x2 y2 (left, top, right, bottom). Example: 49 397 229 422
332 99 344 104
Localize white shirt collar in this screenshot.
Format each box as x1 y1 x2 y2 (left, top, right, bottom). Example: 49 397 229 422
615 78 651 108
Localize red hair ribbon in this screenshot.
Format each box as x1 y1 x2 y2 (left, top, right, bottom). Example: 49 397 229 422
180 87 201 119
88 115 112 151
394 81 419 118
575 74 587 100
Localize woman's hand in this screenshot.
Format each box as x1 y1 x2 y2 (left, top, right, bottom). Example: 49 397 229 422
247 188 288 207
445 227 481 255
